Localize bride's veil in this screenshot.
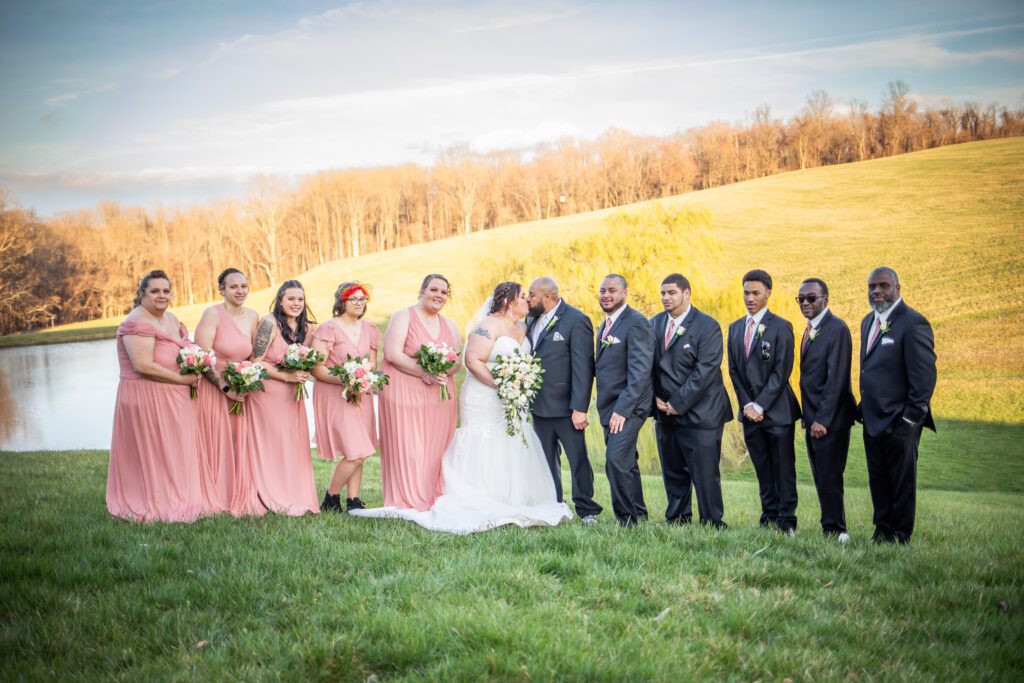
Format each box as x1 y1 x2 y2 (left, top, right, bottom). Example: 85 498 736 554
464 295 494 346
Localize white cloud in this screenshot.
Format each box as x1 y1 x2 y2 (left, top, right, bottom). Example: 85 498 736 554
44 93 78 107
159 67 182 79
453 9 580 33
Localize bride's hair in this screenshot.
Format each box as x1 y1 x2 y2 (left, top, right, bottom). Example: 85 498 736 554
488 281 522 315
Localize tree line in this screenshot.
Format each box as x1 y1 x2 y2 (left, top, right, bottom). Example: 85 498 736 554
2 80 1022 335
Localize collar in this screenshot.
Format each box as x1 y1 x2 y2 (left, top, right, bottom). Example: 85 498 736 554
605 304 627 328
668 305 691 327
873 298 902 324
539 300 562 326
745 307 769 327
808 306 829 330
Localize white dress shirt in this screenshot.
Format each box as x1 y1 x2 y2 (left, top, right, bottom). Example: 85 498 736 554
744 307 770 415
532 299 562 348
601 304 627 339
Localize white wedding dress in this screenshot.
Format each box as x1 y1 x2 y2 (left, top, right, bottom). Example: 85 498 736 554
351 335 573 534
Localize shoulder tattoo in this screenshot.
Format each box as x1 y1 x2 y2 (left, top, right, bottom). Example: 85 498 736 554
252 319 274 358
473 327 491 339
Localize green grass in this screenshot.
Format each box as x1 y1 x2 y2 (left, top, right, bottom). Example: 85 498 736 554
0 325 118 348
3 423 1023 680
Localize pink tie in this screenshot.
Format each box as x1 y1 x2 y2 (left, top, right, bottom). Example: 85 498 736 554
664 320 675 350
801 322 811 353
867 317 882 352
743 317 755 358
601 317 614 341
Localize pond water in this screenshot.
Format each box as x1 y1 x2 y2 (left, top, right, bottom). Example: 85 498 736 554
0 339 321 452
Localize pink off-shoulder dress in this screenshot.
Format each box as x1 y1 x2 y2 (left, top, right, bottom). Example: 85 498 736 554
378 308 459 511
106 320 211 523
231 322 318 516
195 304 253 513
312 320 382 462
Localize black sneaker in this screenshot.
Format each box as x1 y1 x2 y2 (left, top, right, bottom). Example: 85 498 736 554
320 492 342 512
346 497 366 511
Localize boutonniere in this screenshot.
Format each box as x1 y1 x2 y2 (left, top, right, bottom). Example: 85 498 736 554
545 315 560 332
675 326 687 338
754 323 766 340
601 335 621 348
807 328 819 344
879 320 892 336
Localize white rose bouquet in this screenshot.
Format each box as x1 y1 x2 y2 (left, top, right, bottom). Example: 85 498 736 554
222 360 269 415
490 349 544 445
177 344 217 399
327 354 390 406
276 343 325 401
415 342 460 401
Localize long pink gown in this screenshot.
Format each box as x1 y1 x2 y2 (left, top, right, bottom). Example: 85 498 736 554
107 320 211 523
196 304 253 513
378 308 459 511
232 322 318 516
312 320 382 462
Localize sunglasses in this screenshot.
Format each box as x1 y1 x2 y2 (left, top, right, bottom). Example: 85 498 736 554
795 294 824 304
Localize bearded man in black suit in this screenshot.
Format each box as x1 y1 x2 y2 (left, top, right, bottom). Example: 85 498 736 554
797 278 857 542
526 276 602 523
727 269 802 534
858 267 936 544
594 274 654 527
650 273 732 528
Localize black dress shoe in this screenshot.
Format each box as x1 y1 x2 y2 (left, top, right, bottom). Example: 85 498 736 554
346 497 366 511
320 492 342 512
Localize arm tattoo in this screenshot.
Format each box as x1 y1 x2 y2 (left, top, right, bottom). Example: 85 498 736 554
252 319 274 358
473 327 491 339
202 365 220 387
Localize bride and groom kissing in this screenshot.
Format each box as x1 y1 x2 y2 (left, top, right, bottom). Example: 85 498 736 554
353 274 646 533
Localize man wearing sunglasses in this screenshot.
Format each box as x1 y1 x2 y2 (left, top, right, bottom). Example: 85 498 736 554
727 270 802 535
797 278 857 543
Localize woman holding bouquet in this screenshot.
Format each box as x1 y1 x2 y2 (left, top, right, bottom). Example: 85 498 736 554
107 270 211 522
311 281 382 513
192 267 259 513
232 279 319 516
376 274 462 510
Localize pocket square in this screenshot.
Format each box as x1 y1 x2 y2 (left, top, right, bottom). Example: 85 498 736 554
880 337 895 346
682 343 692 349
552 332 565 342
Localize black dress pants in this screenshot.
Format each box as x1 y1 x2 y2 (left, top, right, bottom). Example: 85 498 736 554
864 421 922 543
805 426 850 535
743 422 798 531
532 415 602 517
655 420 725 526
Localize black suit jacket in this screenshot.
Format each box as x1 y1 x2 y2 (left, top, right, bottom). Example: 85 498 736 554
858 300 937 438
798 309 856 431
727 310 802 428
650 307 733 429
594 306 655 426
527 301 595 417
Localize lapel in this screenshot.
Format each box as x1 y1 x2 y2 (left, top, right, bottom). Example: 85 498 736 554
533 301 564 353
745 310 771 367
666 306 697 352
864 300 903 360
652 312 667 361
802 309 831 362
597 306 627 361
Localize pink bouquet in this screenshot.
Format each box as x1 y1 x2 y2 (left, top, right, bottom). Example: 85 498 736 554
276 343 325 400
177 344 217 399
415 342 460 401
222 360 269 415
327 354 390 406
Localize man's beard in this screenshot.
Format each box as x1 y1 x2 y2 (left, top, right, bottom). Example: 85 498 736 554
870 297 895 314
527 303 545 318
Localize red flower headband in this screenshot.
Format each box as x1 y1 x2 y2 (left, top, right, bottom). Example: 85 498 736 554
339 283 372 301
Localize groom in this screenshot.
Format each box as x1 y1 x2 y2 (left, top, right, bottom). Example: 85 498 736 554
526 277 602 523
594 274 654 526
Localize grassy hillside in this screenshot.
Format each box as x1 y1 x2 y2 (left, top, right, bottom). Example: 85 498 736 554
10 139 1023 422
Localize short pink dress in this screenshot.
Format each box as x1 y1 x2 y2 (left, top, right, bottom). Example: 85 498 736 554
107 319 211 523
312 320 382 462
378 308 459 511
231 322 318 516
195 304 253 513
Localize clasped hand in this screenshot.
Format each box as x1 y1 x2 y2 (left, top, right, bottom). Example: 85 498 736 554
655 398 678 416
742 404 764 422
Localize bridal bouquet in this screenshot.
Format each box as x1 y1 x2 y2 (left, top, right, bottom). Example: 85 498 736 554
415 342 460 401
276 344 325 401
177 344 217 399
222 360 269 415
327 354 389 406
491 349 544 445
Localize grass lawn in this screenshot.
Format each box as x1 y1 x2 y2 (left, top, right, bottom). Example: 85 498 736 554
3 421 1022 680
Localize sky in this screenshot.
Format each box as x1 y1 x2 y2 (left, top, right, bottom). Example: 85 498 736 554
1 0 1022 216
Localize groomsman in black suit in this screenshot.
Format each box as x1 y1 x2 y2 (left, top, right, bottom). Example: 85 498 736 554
650 274 733 528
526 276 602 523
594 274 654 526
858 267 936 544
797 278 857 542
727 269 802 533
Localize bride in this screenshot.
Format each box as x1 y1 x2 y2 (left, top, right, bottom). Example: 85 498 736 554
350 281 573 534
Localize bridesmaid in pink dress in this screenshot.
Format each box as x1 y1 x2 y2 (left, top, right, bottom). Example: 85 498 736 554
107 270 210 523
192 268 259 514
232 279 319 516
378 274 463 511
311 281 382 513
